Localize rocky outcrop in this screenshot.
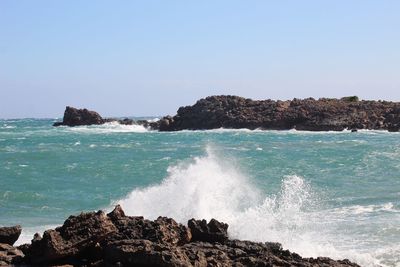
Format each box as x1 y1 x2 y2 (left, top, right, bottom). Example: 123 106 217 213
10 205 359 266
155 95 400 131
53 106 105 126
0 225 24 265
0 243 24 266
0 225 22 246
53 106 151 128
188 218 228 243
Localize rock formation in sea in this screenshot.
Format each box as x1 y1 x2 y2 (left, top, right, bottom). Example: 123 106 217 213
1 205 359 266
155 95 400 132
53 95 400 131
52 106 149 127
53 106 105 126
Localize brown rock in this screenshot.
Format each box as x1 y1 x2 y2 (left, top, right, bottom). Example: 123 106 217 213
157 95 400 132
106 205 191 246
0 243 24 265
104 239 192 266
53 106 104 126
19 205 360 267
0 225 22 246
24 210 117 265
188 219 228 243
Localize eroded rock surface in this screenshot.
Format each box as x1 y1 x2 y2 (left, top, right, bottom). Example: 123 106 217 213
53 106 104 126
13 205 360 266
0 225 22 246
155 95 400 131
53 106 152 128
0 243 24 266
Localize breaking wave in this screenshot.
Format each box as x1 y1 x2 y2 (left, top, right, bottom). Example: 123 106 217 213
117 146 395 266
63 122 149 134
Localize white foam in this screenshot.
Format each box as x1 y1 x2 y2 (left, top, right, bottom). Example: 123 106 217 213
147 118 160 123
118 146 261 221
63 122 149 134
164 127 400 136
117 147 395 267
332 203 399 215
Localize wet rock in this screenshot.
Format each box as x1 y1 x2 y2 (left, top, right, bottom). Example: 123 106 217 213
0 225 22 245
118 118 134 125
188 219 228 243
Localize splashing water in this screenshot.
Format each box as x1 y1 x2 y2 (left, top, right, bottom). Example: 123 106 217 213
118 147 396 267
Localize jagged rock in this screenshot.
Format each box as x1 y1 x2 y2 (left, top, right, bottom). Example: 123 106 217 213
157 95 400 131
106 205 191 246
53 106 104 126
188 219 228 243
18 206 360 267
0 225 22 245
104 239 192 266
0 243 24 265
23 210 117 265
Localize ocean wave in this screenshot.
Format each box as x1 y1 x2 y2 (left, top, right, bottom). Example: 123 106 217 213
331 203 399 215
1 124 16 129
62 122 149 134
116 146 393 266
164 127 400 135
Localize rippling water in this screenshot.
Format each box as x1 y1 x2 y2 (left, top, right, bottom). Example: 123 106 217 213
0 119 399 266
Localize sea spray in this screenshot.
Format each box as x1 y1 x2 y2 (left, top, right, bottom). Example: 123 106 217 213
118 146 262 222
64 122 149 134
118 147 386 267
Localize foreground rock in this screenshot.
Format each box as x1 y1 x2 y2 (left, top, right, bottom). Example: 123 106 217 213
11 205 359 266
0 225 22 246
0 243 24 266
155 95 400 131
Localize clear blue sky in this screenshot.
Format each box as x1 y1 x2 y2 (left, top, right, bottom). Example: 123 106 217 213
1 1 399 118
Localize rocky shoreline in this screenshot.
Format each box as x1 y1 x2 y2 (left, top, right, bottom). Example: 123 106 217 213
53 95 400 132
0 205 359 266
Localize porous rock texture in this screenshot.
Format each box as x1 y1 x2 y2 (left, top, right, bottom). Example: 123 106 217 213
0 225 22 246
9 205 360 266
155 95 400 132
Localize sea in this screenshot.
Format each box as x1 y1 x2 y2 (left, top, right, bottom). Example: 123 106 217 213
0 118 399 267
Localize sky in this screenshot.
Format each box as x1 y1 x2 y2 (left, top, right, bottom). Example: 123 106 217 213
1 1 400 118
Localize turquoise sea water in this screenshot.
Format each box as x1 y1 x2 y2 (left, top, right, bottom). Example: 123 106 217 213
0 119 399 266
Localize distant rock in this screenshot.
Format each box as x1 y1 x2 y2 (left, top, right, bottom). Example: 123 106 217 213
155 95 400 132
53 106 151 128
0 225 22 246
53 106 104 126
15 205 360 266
